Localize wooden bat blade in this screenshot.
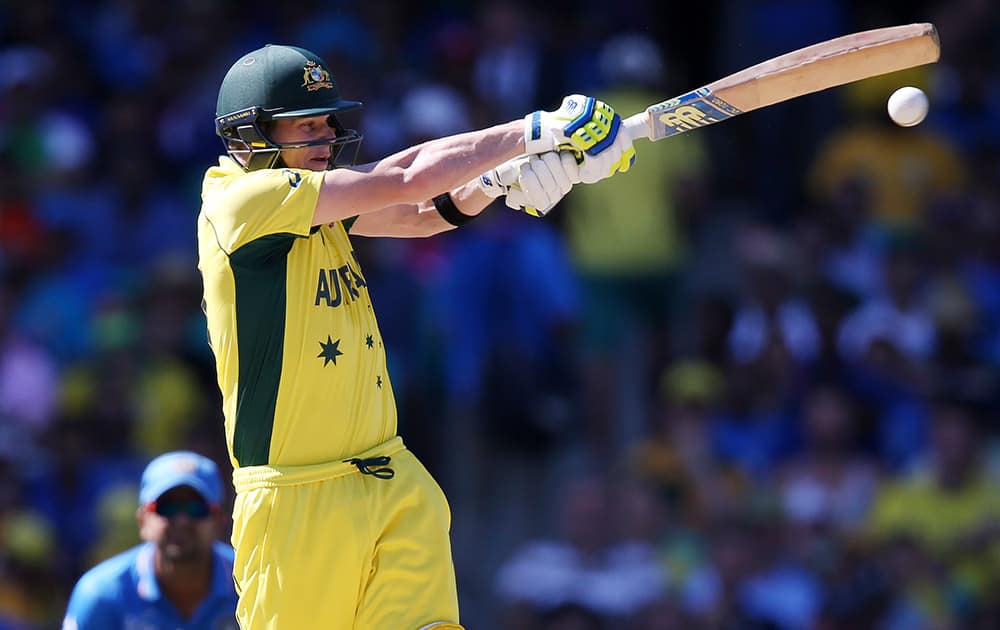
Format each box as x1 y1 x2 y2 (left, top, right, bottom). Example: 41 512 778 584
624 23 940 142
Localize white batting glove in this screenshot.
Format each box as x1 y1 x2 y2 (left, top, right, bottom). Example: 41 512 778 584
524 95 623 157
575 131 638 183
479 151 576 217
547 131 637 185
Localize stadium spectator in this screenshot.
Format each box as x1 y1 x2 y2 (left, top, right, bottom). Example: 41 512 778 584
866 397 1000 623
778 382 878 533
63 451 237 629
562 32 711 455
495 477 667 626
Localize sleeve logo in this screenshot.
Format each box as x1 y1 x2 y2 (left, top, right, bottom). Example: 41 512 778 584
283 169 302 188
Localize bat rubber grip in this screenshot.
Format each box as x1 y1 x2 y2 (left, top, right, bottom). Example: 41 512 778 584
623 112 651 141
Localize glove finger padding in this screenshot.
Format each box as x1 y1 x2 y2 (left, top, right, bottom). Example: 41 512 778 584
577 151 613 184
509 162 557 216
541 152 574 194
559 151 582 185
575 129 637 183
524 94 623 156
481 148 584 218
528 155 560 203
566 100 620 156
506 152 576 216
508 164 545 211
504 188 547 217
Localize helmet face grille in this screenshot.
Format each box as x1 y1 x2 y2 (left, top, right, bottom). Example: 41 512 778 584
218 113 363 172
328 130 363 169
223 122 282 171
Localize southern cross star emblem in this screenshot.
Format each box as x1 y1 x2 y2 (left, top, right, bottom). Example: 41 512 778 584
317 335 343 366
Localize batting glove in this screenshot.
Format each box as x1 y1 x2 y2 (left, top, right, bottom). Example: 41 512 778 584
524 95 623 157
575 131 638 183
479 151 576 217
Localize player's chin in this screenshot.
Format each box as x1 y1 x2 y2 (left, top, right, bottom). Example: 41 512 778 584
160 535 198 555
162 539 199 560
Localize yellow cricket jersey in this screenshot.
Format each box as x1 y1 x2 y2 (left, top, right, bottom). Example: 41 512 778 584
197 156 397 468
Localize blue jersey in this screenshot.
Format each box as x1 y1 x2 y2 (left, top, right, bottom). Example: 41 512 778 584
63 542 238 630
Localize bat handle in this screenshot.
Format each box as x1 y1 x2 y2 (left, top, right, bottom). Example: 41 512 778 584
623 112 651 141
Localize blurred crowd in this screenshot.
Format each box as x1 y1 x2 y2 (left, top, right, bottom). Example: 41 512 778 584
1 0 1000 628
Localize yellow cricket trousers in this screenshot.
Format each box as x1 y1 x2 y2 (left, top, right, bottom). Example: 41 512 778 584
231 437 461 629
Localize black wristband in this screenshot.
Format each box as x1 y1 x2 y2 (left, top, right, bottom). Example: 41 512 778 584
432 192 477 226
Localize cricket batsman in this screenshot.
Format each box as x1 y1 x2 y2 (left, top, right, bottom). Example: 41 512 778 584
198 43 635 629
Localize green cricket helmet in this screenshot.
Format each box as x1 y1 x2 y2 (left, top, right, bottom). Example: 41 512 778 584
215 44 363 171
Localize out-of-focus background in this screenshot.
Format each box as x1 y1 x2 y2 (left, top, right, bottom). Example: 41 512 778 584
2 0 1000 628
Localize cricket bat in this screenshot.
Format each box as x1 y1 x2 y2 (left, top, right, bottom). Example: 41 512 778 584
622 22 940 142
495 23 939 208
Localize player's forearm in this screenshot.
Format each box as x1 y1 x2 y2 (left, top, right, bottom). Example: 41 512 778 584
314 121 522 225
349 180 494 238
389 123 524 202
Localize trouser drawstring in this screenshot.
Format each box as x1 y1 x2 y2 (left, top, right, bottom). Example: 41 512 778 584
343 456 395 479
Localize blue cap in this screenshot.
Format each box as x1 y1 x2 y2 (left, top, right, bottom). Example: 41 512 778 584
139 451 223 506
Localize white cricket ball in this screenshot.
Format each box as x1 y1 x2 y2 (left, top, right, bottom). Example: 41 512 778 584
887 86 929 127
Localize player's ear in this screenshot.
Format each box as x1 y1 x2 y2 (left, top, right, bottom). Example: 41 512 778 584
136 505 157 541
